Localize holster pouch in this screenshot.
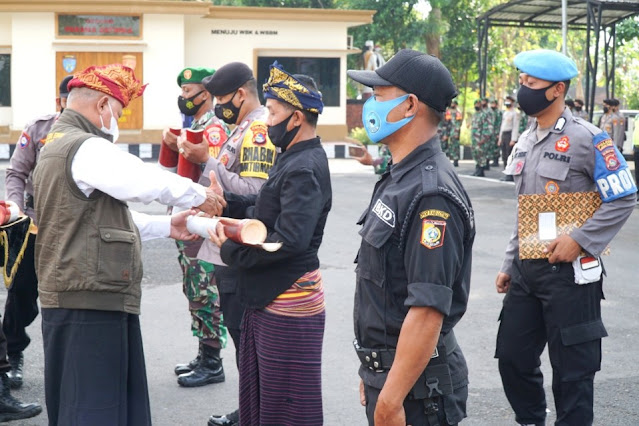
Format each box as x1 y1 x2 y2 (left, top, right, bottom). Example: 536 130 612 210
354 332 456 399
409 344 454 399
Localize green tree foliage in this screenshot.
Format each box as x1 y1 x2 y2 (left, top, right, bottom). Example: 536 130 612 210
213 0 336 6
209 0 639 109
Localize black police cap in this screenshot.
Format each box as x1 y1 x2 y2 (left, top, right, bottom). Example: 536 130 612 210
203 62 254 96
348 49 457 112
59 75 73 98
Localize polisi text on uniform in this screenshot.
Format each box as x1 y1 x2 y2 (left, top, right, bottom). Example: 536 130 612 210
543 152 571 163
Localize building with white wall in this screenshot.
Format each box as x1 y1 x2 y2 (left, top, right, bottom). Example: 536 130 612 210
0 0 374 153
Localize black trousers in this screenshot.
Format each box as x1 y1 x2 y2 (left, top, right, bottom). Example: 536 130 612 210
42 308 152 426
363 384 459 426
215 265 244 368
495 259 606 426
0 316 10 374
3 233 39 355
500 131 514 167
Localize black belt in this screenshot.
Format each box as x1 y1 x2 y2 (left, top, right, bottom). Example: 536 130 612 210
353 331 457 373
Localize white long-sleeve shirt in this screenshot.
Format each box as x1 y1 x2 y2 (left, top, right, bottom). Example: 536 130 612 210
71 137 206 241
500 108 520 141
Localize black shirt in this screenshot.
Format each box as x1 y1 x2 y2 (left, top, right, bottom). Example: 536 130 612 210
353 137 475 423
220 137 332 308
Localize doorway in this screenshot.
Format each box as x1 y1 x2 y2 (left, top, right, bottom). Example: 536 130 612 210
56 51 143 130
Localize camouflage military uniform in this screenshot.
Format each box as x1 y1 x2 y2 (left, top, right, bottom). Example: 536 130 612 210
471 109 493 168
373 145 392 175
482 107 495 166
518 111 529 139
177 109 230 350
438 108 453 154
447 107 463 161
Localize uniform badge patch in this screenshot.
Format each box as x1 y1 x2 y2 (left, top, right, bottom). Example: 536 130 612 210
251 123 268 145
204 125 223 146
18 132 30 149
545 180 559 194
419 209 450 220
372 199 395 228
554 117 566 131
183 69 192 80
555 136 570 152
220 153 230 166
515 161 524 175
603 149 621 171
421 219 446 249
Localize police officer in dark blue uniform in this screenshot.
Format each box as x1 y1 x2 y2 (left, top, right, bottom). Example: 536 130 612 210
496 50 637 426
348 49 475 426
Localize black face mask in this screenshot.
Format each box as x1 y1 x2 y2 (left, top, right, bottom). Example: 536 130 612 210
603 106 609 114
517 83 557 116
178 91 205 116
268 113 300 151
474 106 481 112
504 102 512 108
575 105 582 111
214 91 243 125
491 106 497 110
481 103 488 109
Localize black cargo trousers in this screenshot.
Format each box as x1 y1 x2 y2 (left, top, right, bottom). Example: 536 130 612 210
496 258 607 426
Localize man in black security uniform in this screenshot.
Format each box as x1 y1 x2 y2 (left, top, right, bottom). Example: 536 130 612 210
348 49 475 426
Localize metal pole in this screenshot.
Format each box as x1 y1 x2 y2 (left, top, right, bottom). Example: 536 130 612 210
585 0 591 119
611 23 616 99
562 0 568 55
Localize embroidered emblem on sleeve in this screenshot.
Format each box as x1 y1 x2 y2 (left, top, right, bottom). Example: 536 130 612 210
592 132 637 201
18 132 31 149
421 219 446 249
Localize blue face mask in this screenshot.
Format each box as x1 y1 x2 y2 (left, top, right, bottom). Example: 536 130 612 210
362 94 414 143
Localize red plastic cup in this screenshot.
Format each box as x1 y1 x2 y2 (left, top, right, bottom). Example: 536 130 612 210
159 127 181 171
177 129 204 182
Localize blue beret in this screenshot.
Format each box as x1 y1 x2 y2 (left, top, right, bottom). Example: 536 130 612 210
513 49 578 82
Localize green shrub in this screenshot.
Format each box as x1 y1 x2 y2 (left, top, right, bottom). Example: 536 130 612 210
349 127 372 145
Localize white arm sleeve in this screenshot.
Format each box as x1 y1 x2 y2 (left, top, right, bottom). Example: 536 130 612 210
71 137 206 208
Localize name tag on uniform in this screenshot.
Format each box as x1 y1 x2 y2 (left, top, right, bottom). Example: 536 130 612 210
538 212 557 241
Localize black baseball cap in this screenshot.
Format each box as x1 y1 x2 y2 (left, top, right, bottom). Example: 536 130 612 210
347 49 457 112
59 75 73 98
203 62 254 96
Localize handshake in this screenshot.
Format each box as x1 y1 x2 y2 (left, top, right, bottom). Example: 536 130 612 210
169 171 226 241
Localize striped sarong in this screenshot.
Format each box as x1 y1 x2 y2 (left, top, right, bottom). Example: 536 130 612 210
264 269 325 317
239 270 325 425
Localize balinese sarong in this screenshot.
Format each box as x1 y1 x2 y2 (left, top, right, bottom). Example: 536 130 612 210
239 270 325 425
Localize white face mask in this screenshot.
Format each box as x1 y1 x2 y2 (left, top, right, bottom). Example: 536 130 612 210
99 102 120 143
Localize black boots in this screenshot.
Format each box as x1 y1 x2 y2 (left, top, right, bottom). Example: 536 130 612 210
174 346 201 376
472 165 485 177
177 345 224 387
208 409 239 426
492 158 499 167
0 373 41 422
453 160 459 167
6 353 23 389
484 160 490 171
